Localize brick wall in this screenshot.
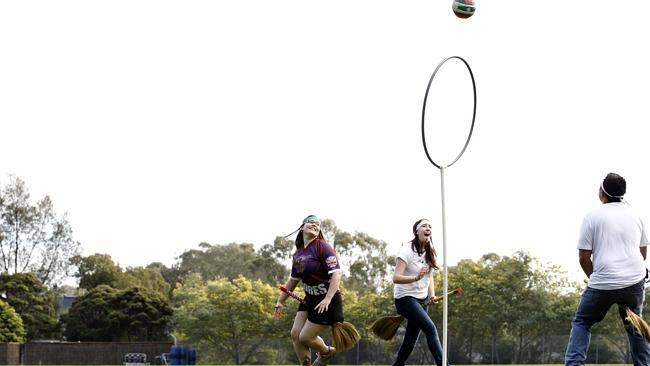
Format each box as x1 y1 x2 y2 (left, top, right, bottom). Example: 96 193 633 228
22 341 173 365
0 342 20 365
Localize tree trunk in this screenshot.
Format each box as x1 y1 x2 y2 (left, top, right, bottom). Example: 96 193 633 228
13 214 20 274
539 335 546 363
517 326 523 364
242 341 261 364
356 341 360 365
491 333 496 364
468 323 474 362
232 333 240 365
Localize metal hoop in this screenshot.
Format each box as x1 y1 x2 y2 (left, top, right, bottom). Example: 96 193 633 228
421 56 477 169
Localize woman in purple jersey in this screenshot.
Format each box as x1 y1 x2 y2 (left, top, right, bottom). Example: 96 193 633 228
274 215 343 366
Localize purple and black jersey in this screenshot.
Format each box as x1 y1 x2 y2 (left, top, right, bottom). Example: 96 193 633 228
290 239 341 297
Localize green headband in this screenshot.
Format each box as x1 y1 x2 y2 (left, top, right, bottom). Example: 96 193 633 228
303 215 321 224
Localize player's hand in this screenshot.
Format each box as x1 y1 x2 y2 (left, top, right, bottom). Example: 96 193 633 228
418 265 429 279
429 295 440 304
273 303 283 320
315 297 332 314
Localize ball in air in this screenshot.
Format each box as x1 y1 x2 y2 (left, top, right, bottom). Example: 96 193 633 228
452 0 476 19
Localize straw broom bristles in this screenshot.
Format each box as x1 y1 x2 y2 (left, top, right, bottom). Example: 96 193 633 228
370 287 464 341
332 321 361 351
625 306 650 342
370 315 405 341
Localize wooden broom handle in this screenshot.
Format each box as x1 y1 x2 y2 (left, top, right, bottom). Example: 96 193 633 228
279 285 307 305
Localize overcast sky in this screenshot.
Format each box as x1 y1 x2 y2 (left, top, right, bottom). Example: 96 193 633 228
1 1 648 284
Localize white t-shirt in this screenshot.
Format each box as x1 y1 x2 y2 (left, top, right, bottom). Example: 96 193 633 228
578 202 648 290
393 241 433 299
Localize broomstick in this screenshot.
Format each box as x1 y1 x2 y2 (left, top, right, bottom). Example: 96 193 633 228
279 285 307 304
370 287 463 341
625 306 650 342
278 285 361 351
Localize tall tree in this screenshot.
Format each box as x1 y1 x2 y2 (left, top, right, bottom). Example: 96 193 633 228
70 253 123 290
0 272 59 340
118 267 171 299
111 286 173 341
146 262 182 298
61 285 120 341
173 275 282 364
259 236 294 264
71 254 172 299
441 252 583 364
330 225 392 294
176 242 287 285
63 285 172 341
446 258 488 363
0 176 81 285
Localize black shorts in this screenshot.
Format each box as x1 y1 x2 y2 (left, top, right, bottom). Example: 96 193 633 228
298 291 344 325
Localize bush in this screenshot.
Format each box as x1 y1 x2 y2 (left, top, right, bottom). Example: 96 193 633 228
0 300 26 342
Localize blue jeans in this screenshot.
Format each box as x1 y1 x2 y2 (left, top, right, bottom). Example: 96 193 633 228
565 279 650 366
393 296 447 366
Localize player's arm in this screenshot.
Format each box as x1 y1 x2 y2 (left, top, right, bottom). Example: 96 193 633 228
427 272 436 303
278 277 299 303
393 258 422 284
314 271 341 314
325 271 342 299
641 246 647 260
579 249 593 278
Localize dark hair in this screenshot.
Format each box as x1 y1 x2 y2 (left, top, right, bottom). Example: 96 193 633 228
411 219 439 270
295 228 325 250
602 172 626 202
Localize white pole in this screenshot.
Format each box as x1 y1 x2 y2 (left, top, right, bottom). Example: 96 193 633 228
421 56 475 366
440 166 448 366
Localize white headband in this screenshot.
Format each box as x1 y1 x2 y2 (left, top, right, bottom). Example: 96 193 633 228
415 219 432 233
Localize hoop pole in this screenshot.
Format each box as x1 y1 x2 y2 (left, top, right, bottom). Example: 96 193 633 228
440 167 449 366
421 56 476 366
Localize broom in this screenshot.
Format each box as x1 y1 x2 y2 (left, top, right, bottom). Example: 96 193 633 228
278 286 361 351
625 306 650 342
370 287 463 341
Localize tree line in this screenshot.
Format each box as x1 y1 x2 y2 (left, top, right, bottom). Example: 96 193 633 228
0 176 644 364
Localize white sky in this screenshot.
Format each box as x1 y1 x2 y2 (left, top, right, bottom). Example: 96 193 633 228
1 1 649 285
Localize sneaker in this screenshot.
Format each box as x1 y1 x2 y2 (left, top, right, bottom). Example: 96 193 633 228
313 346 335 366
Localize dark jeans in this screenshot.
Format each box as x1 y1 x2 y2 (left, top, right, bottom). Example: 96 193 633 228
393 296 447 366
565 279 650 366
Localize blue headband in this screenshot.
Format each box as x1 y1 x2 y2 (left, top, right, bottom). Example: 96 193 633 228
303 215 321 224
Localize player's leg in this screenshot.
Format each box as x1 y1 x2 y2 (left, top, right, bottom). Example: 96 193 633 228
291 311 312 366
565 287 613 365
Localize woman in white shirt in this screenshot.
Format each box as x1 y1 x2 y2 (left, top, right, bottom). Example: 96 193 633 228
392 218 446 366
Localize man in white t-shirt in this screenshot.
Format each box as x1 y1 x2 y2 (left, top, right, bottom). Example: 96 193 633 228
565 173 650 366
